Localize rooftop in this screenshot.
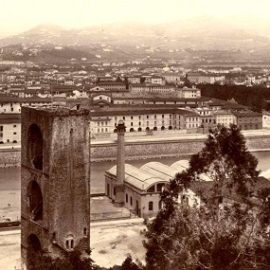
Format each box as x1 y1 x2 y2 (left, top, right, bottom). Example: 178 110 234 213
21 105 89 117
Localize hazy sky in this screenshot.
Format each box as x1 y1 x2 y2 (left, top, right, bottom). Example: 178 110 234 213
1 0 270 35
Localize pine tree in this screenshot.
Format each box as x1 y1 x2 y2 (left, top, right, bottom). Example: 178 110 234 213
144 125 270 270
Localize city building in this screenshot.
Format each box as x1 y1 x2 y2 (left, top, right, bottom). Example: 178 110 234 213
0 114 21 143
90 107 201 135
233 111 262 130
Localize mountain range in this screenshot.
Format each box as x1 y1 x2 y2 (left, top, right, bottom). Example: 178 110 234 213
1 16 270 49
1 16 270 64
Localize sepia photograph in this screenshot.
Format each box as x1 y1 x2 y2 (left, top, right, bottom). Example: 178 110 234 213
1 0 270 269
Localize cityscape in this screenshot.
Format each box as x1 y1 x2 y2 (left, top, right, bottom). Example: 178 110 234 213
1 0 270 269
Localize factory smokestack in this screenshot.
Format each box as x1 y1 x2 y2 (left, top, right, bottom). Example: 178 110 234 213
115 120 126 204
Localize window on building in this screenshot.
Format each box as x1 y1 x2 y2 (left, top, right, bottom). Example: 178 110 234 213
13 125 16 128
126 194 128 203
131 116 133 120
149 201 153 211
13 132 17 135
130 196 133 206
147 185 155 193
162 114 164 118
159 200 162 210
157 183 164 192
131 122 133 126
0 126 3 132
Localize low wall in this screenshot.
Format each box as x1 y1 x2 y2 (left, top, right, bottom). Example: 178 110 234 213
0 148 21 167
91 134 270 162
1 133 270 166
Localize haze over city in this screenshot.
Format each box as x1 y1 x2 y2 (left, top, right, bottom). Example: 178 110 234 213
1 0 270 36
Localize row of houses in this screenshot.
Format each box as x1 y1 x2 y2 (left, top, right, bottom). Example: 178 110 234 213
90 106 263 136
0 105 263 144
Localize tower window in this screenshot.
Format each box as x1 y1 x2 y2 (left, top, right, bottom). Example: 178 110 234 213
27 181 43 221
28 124 43 170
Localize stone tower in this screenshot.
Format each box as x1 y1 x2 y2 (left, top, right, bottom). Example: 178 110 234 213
114 120 126 205
21 105 90 268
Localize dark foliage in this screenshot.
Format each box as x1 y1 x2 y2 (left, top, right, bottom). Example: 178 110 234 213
144 125 270 270
199 84 270 111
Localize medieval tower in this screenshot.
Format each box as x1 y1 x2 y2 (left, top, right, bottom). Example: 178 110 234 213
21 105 90 268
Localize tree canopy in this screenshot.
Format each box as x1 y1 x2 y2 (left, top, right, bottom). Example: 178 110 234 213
144 125 270 270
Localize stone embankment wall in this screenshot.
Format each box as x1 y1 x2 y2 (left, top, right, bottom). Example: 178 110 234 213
1 134 270 166
91 134 270 162
0 148 20 167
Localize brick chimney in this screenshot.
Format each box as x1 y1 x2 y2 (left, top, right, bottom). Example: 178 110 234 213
115 120 126 204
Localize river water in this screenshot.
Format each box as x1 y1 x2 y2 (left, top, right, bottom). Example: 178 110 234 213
1 151 270 193
0 151 270 221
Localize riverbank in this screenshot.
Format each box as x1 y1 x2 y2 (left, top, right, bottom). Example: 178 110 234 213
2 129 270 166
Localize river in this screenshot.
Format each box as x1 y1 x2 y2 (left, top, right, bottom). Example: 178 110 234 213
1 151 270 193
0 151 270 221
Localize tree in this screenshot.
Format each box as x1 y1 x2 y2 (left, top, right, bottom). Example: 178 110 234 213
144 125 270 270
27 249 95 270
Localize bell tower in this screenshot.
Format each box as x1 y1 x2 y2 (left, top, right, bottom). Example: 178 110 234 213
21 105 90 268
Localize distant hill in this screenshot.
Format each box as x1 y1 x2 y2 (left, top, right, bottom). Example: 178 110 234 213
1 17 270 50
1 17 270 63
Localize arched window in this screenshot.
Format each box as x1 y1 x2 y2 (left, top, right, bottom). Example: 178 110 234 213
130 128 134 132
147 186 155 193
168 126 172 130
27 234 41 251
138 127 142 132
27 181 43 221
146 127 150 131
28 124 43 170
153 127 157 131
161 126 165 130
27 233 42 267
65 234 75 251
148 201 153 211
157 183 164 192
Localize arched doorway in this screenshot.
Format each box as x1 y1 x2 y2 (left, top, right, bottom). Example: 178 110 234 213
27 181 43 221
27 234 42 269
28 124 43 170
161 126 165 130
